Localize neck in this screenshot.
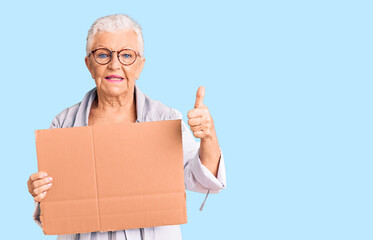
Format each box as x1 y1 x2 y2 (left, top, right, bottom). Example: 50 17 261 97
94 87 137 118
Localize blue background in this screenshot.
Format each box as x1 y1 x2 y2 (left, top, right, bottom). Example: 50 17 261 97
1 0 372 239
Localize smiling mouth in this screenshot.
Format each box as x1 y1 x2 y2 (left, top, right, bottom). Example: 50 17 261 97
105 77 124 81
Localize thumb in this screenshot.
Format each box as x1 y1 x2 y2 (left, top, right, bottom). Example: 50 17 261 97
194 86 205 108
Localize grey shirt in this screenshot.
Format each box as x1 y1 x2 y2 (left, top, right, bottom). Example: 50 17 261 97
33 84 226 240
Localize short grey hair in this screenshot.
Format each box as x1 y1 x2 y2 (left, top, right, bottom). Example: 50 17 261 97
86 14 144 56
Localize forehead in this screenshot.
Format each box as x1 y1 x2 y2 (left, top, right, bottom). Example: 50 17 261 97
91 29 140 51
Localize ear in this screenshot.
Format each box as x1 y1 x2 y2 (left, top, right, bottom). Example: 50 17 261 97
85 56 95 79
135 57 145 80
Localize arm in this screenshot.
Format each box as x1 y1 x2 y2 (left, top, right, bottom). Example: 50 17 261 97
181 119 226 194
170 106 226 194
187 86 223 178
199 120 221 177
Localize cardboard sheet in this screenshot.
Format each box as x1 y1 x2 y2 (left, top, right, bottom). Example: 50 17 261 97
35 119 187 235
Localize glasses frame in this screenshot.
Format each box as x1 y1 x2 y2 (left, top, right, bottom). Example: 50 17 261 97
88 48 141 66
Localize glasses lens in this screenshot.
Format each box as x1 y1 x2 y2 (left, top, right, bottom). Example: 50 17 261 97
94 49 111 64
118 49 136 65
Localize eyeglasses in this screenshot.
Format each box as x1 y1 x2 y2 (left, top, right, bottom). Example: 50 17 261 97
88 48 141 66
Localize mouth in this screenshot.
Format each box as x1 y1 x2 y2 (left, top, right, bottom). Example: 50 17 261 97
105 75 125 82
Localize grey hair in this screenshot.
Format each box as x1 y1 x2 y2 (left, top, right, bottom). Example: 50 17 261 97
86 14 144 56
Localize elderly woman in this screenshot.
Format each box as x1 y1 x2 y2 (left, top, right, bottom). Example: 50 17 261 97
27 14 226 240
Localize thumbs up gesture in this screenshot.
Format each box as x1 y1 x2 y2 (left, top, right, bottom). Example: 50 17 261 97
187 86 215 139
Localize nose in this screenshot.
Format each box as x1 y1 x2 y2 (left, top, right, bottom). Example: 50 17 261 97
107 52 121 70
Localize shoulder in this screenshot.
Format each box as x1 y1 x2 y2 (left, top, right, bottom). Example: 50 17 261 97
49 102 81 129
49 87 97 128
142 93 183 121
142 96 191 134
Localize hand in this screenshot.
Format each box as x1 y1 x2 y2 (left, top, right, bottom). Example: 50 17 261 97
187 86 215 139
27 171 53 202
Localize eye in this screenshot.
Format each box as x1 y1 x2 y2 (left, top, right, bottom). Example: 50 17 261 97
122 53 132 58
98 53 110 59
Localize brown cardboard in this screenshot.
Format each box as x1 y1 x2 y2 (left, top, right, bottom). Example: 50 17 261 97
35 119 187 235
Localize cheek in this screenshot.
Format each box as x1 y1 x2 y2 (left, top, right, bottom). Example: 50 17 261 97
91 66 105 79
124 66 140 79
132 63 143 78
88 62 97 78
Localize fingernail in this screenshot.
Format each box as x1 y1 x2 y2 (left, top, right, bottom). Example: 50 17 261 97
47 183 52 187
48 177 53 181
43 191 47 195
43 173 47 177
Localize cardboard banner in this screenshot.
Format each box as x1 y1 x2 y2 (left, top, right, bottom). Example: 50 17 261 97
35 119 187 235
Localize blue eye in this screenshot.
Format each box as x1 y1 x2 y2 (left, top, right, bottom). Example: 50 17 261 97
123 53 132 58
98 53 109 59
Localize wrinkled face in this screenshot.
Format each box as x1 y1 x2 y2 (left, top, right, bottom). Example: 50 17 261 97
85 29 145 97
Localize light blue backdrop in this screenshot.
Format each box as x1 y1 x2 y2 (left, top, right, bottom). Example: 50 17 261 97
1 0 372 239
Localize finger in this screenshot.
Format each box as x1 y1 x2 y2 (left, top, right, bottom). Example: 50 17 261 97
30 171 48 182
33 183 53 197
194 129 212 139
34 191 47 202
187 108 205 119
28 177 50 196
32 177 53 189
188 117 203 127
193 131 204 138
194 86 205 109
191 125 203 132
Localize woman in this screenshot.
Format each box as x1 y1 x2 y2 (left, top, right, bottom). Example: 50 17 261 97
27 14 226 240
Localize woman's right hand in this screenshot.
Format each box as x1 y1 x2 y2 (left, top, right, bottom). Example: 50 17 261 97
27 171 53 202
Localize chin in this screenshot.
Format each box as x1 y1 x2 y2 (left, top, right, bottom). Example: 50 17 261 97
100 83 132 96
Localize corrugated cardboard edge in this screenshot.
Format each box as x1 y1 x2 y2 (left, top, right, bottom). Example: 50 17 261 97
35 130 46 234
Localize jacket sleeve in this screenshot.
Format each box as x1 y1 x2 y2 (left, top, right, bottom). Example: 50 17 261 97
170 108 226 194
33 113 64 227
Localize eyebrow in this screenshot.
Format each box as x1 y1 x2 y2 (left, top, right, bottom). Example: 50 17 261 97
95 45 133 50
